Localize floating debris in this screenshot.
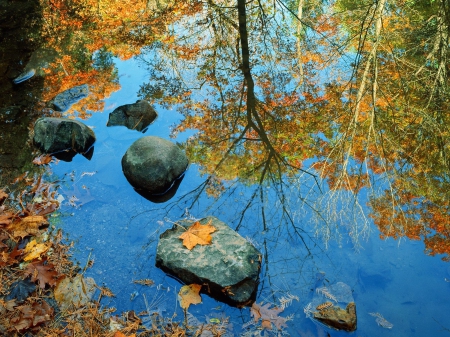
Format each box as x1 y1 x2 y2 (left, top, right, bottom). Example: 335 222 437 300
316 286 338 302
369 312 394 329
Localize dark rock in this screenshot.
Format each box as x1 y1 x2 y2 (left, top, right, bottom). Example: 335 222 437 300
33 117 95 159
313 302 357 331
155 216 261 307
50 84 89 112
121 136 188 195
107 100 157 132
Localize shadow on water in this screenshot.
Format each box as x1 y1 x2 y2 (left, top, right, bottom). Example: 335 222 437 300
0 0 45 183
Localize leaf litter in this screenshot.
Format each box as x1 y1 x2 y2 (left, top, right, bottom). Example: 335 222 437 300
2 172 281 336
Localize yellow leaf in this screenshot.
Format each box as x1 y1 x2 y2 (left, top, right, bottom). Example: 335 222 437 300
23 240 50 261
178 284 202 310
179 220 217 250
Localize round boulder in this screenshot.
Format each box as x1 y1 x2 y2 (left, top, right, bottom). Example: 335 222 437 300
121 136 188 195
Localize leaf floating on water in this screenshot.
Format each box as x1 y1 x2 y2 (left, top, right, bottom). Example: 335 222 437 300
179 220 217 250
251 302 287 330
133 278 154 286
369 312 394 329
178 284 202 310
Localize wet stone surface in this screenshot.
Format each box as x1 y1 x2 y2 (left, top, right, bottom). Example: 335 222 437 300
107 100 157 132
33 117 96 160
155 216 262 308
121 136 188 195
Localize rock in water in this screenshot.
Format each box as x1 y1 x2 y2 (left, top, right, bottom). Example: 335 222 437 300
121 136 188 195
50 84 89 112
156 216 262 307
33 117 95 159
313 302 357 331
107 100 157 132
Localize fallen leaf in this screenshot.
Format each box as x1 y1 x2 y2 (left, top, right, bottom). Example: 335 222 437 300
10 300 53 331
32 154 53 165
54 274 96 310
7 215 48 238
5 279 36 302
132 279 154 286
0 189 8 203
251 302 287 330
0 212 14 226
0 246 23 267
178 284 202 310
23 239 50 261
24 258 62 289
179 220 217 250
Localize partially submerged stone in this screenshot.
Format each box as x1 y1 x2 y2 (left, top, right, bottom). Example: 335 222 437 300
107 100 157 132
50 84 89 112
313 302 357 331
156 216 261 307
306 281 357 331
33 117 95 160
121 136 188 195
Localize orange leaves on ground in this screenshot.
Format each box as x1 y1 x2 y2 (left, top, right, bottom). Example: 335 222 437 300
250 302 288 330
0 245 22 267
179 220 216 250
10 300 54 332
178 284 202 310
24 258 62 289
23 240 50 261
7 215 48 239
113 332 136 337
0 189 8 203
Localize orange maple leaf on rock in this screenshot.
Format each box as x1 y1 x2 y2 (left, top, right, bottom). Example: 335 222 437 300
179 220 217 250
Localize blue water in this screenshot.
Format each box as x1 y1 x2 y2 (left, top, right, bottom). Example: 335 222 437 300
49 56 450 336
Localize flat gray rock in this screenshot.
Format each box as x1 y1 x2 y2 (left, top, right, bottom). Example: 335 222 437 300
156 216 261 307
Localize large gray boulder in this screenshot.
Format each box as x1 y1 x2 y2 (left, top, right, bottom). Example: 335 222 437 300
33 117 95 158
156 216 261 307
121 136 188 195
107 100 157 132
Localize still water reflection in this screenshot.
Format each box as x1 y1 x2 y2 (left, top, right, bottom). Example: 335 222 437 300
1 0 449 335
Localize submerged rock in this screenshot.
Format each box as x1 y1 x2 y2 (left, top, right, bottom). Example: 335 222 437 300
305 281 357 331
156 216 262 307
121 136 188 195
33 117 95 160
50 84 89 112
107 100 157 132
313 302 357 331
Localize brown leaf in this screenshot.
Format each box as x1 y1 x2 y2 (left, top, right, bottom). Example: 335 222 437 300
10 301 53 331
251 302 287 330
0 212 14 226
179 220 217 250
7 215 48 238
24 258 62 289
178 284 202 310
0 246 23 267
0 189 8 203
